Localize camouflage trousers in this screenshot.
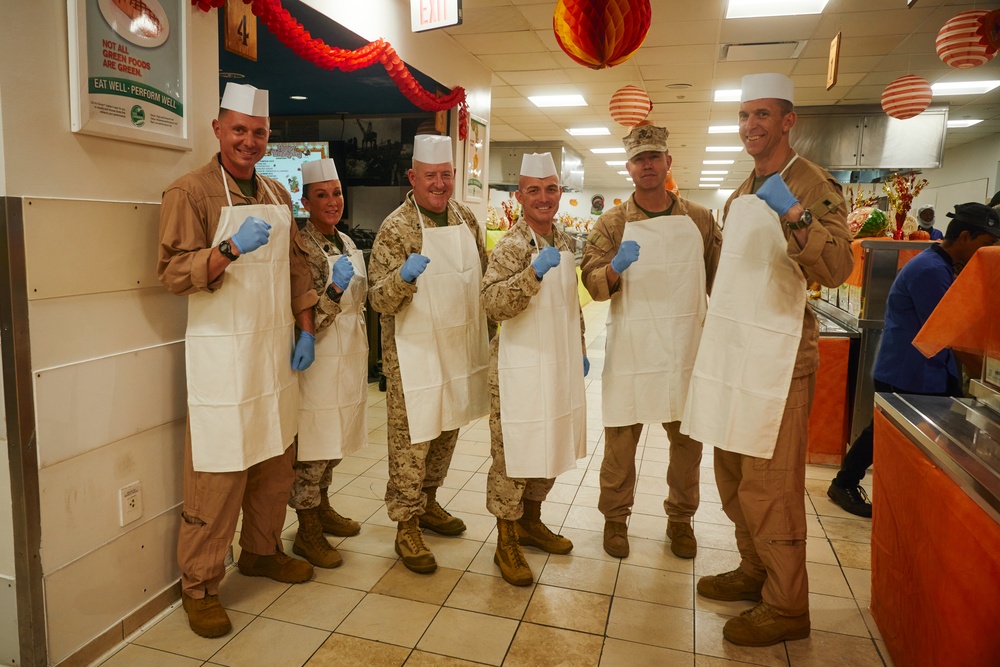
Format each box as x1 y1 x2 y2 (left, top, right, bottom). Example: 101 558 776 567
486 371 554 521
383 357 459 522
289 455 342 510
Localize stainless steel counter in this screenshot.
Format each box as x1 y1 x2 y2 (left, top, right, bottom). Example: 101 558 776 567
875 392 1000 523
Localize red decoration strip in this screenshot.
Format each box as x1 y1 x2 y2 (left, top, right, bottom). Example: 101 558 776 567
192 0 469 138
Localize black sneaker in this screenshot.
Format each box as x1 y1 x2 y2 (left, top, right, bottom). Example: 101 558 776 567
827 482 872 518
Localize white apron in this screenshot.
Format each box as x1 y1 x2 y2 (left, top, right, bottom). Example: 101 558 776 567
603 210 707 427
394 202 490 443
498 234 587 478
297 234 369 461
185 166 298 472
683 164 806 459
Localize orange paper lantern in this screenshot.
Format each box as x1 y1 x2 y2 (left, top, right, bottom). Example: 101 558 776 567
936 10 996 68
609 85 653 127
553 0 652 70
881 75 932 120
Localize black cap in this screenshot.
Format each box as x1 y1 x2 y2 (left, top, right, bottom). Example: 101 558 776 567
946 202 1000 238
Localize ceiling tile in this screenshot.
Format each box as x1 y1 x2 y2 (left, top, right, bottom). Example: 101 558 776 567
494 69 572 86
479 52 563 71
450 31 548 55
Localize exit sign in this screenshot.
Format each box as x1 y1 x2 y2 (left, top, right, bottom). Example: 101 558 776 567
411 0 463 32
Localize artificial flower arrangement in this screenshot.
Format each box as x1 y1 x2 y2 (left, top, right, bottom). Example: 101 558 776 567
882 173 928 240
557 212 593 233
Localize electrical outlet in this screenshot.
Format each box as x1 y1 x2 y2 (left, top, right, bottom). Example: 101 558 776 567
120 481 142 527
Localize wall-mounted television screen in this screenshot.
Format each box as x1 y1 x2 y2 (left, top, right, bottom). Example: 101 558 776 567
257 141 330 217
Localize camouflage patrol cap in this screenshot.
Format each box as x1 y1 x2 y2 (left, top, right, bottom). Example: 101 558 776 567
622 123 669 160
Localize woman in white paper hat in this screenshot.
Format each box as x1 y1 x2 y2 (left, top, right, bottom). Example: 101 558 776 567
287 157 370 569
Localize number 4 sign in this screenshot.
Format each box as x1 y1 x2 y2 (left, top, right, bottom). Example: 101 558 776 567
224 0 257 62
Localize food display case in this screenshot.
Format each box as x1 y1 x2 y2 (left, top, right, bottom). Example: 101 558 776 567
811 238 930 444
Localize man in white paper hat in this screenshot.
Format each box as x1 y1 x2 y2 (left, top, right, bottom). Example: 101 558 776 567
917 205 943 240
481 153 588 585
368 134 494 574
580 122 721 562
687 73 853 646
158 82 318 638
286 157 369 570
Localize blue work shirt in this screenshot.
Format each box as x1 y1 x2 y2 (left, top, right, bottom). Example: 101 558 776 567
873 244 959 393
926 227 944 240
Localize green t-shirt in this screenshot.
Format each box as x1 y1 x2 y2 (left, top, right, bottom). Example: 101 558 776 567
324 232 345 254
635 200 674 219
416 203 449 228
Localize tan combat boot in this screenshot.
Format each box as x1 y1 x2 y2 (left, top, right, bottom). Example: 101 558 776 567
723 601 810 646
237 548 314 583
516 499 573 554
697 568 765 602
182 592 231 638
395 517 437 574
494 518 533 586
418 486 467 536
666 521 697 559
292 508 344 568
603 520 629 558
318 488 361 537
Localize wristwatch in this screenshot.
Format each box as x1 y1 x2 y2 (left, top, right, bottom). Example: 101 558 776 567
786 209 813 230
219 239 239 261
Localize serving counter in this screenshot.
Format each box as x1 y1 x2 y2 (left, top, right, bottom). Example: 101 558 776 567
871 393 1000 667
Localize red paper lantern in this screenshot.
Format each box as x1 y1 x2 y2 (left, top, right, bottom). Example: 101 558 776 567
936 10 996 69
553 0 651 69
881 75 932 120
609 85 652 127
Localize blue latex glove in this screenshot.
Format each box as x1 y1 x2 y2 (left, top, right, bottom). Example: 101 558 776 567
231 216 271 254
330 255 355 291
291 331 315 371
532 246 561 279
400 253 430 283
755 174 799 217
611 240 640 274
583 356 590 377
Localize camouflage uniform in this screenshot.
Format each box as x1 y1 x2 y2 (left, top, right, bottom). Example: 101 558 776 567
481 220 585 520
289 220 362 510
368 192 494 522
580 191 722 525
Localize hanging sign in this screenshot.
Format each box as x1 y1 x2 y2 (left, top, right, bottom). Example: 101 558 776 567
411 0 462 32
224 0 256 61
827 32 841 90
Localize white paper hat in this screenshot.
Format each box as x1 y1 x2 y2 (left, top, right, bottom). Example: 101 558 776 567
740 73 794 104
220 83 269 117
520 153 558 179
302 158 339 185
413 134 453 164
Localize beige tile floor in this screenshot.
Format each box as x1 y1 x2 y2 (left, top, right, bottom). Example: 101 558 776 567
96 300 892 667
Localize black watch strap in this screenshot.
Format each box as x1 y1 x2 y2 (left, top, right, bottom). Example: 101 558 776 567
786 209 813 230
219 239 239 261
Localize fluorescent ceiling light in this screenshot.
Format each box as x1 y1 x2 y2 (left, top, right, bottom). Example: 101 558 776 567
606 160 627 166
709 125 739 134
704 159 735 165
932 81 1000 96
726 0 829 19
617 170 629 175
700 177 725 182
590 147 626 154
706 146 744 152
714 89 742 102
290 95 308 100
625 177 634 182
529 94 587 107
699 183 721 188
701 170 729 175
567 127 610 136
947 119 983 128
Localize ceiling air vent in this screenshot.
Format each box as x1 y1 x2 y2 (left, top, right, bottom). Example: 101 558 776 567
721 41 806 61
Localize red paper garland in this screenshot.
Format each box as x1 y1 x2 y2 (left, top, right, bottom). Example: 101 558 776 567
193 0 468 138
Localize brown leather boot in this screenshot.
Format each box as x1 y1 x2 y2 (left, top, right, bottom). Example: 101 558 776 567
494 518 533 586
418 486 467 536
603 520 629 558
666 521 697 559
182 592 231 638
395 517 437 574
516 499 573 554
697 568 765 602
237 548 314 583
318 488 361 537
293 508 344 569
723 601 810 646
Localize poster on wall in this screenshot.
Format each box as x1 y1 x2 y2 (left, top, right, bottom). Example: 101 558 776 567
465 115 486 203
68 0 190 150
257 142 330 217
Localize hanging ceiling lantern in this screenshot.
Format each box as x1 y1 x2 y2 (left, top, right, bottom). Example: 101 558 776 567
553 0 652 70
881 75 932 120
936 10 996 69
609 85 653 127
